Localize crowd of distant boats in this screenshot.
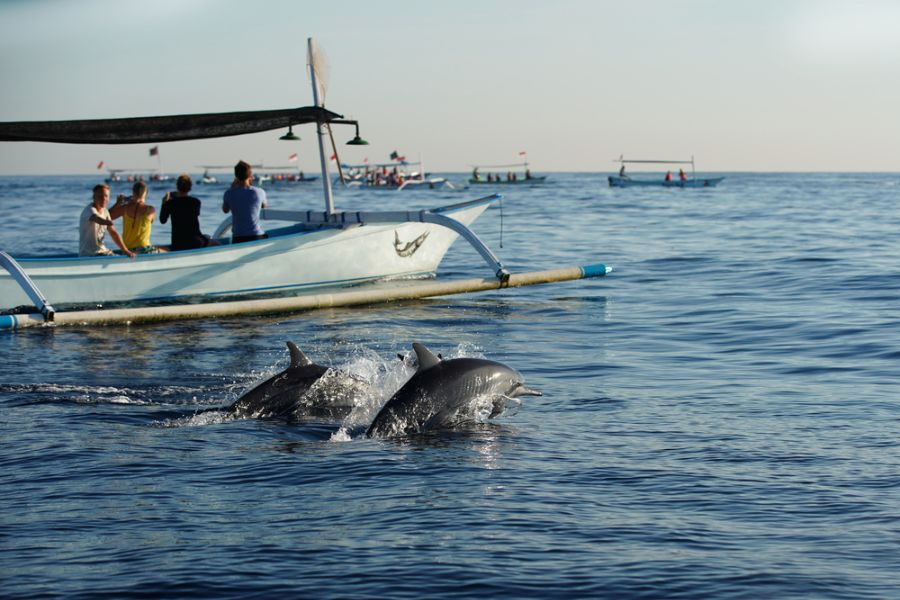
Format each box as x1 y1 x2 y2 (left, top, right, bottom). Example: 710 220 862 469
101 154 723 190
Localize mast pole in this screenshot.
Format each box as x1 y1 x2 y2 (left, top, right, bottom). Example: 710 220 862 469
308 38 335 215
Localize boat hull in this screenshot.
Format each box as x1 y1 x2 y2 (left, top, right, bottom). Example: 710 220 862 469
468 176 546 185
608 176 724 188
1 199 492 309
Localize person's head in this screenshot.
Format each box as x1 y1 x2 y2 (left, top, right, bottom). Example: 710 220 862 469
92 183 110 206
132 180 148 200
176 173 192 193
234 160 252 182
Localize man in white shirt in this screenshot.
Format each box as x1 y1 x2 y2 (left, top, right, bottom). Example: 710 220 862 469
79 184 135 258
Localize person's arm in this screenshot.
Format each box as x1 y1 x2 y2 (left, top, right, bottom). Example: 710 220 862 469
106 224 135 258
108 195 127 219
159 193 171 223
222 191 231 214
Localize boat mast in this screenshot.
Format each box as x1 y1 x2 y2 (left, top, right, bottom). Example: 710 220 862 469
308 37 335 214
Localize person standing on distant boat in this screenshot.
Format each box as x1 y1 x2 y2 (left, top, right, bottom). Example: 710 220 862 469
665 170 673 182
111 180 161 253
160 174 217 251
679 168 687 181
222 160 268 244
618 164 628 179
79 183 135 258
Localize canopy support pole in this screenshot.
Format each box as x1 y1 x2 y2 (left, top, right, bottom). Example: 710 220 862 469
308 38 336 215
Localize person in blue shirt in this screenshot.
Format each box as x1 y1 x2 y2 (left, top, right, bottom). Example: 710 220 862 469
222 160 268 244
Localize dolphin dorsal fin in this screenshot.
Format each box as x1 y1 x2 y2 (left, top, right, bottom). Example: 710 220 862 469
412 342 441 371
286 341 312 367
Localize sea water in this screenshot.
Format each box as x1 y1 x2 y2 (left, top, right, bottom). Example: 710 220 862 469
1 173 899 598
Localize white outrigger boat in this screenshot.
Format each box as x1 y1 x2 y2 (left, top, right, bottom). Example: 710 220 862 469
0 39 610 331
339 160 453 191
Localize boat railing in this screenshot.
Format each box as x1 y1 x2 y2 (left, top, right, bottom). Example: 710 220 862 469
0 250 55 320
211 197 509 282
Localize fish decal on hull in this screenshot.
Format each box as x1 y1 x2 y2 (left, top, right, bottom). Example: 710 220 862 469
394 230 429 257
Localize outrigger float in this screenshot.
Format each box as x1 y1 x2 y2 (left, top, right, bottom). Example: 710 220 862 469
0 39 610 332
608 156 724 188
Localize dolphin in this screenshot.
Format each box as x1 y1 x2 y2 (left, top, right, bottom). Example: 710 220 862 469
366 342 542 438
228 341 372 421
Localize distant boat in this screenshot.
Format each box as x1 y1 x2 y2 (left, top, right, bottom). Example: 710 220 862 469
338 159 452 191
608 156 723 188
469 160 546 185
256 165 318 185
197 169 218 185
104 168 162 185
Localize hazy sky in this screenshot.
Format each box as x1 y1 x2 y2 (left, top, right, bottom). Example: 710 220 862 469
1 0 898 174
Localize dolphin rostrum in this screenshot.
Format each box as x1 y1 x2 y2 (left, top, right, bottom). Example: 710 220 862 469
228 341 372 421
366 342 542 438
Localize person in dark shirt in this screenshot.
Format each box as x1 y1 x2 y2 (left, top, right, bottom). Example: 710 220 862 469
159 174 218 251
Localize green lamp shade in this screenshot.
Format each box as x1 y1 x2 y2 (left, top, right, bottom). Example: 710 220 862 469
279 126 300 141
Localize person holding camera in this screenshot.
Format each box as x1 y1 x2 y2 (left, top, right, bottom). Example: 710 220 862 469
160 174 217 251
222 160 268 244
110 180 160 253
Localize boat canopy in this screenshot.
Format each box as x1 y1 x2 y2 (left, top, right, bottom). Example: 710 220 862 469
341 161 420 169
616 159 694 164
471 161 530 169
0 106 342 145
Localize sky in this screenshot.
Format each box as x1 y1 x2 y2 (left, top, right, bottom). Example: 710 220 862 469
1 0 899 174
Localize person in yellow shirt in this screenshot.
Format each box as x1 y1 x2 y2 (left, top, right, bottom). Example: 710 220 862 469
110 181 163 253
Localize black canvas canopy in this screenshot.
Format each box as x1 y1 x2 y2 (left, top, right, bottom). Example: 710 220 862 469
0 106 342 144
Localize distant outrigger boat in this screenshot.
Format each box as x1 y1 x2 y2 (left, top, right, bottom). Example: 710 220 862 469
105 168 166 185
197 168 219 184
339 158 452 191
0 38 610 331
469 160 546 185
256 166 318 185
608 156 724 188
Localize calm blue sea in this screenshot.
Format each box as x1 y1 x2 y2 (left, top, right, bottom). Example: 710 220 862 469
2 172 900 599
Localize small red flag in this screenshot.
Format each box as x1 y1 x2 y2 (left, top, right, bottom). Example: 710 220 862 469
288 153 298 162
518 151 527 156
96 160 104 170
149 146 159 156
329 153 336 161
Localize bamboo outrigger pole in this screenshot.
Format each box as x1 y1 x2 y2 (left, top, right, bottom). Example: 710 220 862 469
0 264 611 331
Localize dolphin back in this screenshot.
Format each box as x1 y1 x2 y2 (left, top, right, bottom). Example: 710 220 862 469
227 342 355 420
367 348 539 438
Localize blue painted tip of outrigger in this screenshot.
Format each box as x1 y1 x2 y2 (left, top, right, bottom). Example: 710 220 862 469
0 314 21 331
580 263 612 278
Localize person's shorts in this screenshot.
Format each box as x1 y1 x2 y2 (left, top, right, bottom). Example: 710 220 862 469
232 233 269 244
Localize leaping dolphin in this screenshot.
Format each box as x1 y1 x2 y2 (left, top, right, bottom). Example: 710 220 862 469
366 342 542 438
228 342 371 421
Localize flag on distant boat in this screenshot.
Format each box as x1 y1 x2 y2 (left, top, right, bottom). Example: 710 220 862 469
518 151 527 156
329 153 336 161
390 151 405 162
96 160 104 170
149 146 159 156
288 153 298 162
